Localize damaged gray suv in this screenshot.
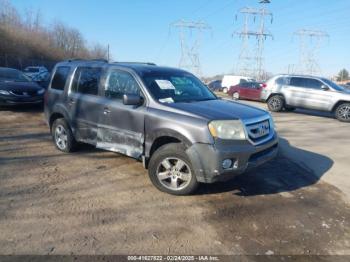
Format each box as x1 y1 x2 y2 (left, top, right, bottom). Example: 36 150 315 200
45 60 278 195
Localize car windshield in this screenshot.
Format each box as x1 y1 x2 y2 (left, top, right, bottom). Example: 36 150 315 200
142 71 217 103
0 68 30 82
322 78 345 92
25 67 39 73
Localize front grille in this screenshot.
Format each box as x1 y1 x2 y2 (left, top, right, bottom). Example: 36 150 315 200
245 119 270 144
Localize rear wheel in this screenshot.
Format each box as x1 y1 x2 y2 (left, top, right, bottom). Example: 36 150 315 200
222 87 228 93
267 95 284 112
148 143 199 195
232 92 240 100
52 118 77 152
335 103 350 122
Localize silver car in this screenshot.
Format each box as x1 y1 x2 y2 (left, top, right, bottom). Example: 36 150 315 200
261 74 350 122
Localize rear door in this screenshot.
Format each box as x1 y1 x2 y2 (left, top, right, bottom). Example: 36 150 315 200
97 68 146 159
67 66 104 144
286 77 308 107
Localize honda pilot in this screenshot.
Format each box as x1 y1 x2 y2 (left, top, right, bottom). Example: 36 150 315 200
44 60 278 195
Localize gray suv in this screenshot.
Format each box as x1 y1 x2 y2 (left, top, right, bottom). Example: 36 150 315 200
262 74 350 122
44 60 278 195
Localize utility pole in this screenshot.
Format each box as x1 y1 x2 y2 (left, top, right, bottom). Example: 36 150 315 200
171 20 211 77
234 2 273 81
294 29 329 75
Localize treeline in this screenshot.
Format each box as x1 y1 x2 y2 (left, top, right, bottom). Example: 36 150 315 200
0 0 108 69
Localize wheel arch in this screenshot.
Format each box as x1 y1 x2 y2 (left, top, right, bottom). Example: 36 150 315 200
331 100 350 112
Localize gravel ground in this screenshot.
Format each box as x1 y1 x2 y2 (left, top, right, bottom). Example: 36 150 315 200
0 106 349 255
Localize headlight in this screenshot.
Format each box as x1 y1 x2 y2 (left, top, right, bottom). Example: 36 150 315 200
0 90 10 95
37 89 45 95
208 120 246 140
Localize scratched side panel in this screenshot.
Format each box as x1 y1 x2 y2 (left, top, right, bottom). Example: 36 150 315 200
96 124 144 159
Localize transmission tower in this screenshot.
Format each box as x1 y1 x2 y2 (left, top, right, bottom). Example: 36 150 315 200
234 4 273 81
294 29 329 75
171 20 211 77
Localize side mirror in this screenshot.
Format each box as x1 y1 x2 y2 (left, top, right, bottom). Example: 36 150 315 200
123 94 143 106
321 85 329 91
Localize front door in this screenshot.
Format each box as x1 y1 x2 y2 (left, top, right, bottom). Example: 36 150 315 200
288 77 332 110
97 68 146 159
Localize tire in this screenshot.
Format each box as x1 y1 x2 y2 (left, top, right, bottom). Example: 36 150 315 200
51 118 77 152
335 103 350 122
232 92 240 100
222 87 228 93
267 95 284 112
148 143 199 195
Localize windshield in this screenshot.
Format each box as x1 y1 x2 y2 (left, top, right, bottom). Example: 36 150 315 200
24 67 39 73
322 78 345 92
142 72 217 103
0 68 30 82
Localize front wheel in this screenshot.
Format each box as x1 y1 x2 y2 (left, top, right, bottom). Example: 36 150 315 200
267 95 284 112
148 143 199 195
222 87 228 93
335 103 350 122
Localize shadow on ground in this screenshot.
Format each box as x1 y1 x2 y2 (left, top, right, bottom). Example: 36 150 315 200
197 137 333 196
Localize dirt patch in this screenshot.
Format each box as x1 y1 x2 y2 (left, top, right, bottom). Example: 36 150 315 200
0 108 349 255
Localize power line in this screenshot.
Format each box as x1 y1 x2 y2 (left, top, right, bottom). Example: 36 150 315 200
171 19 211 77
233 3 273 80
294 29 329 75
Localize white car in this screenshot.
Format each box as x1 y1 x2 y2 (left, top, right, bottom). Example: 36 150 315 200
23 66 48 79
221 75 255 93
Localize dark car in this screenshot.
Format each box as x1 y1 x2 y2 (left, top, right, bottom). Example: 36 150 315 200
0 67 45 106
227 81 264 101
207 79 222 91
45 60 278 195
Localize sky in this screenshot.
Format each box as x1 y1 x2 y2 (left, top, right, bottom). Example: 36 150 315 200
10 0 350 78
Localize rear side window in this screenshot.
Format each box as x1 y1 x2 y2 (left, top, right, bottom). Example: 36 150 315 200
51 66 70 90
290 77 306 87
105 70 140 99
71 67 102 95
275 77 287 85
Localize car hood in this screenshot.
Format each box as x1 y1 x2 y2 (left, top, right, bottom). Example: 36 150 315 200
0 81 42 92
166 99 268 121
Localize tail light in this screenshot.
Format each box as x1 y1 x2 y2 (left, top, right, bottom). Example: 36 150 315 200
260 83 267 88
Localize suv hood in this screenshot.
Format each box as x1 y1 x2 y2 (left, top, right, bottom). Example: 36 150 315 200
166 99 268 121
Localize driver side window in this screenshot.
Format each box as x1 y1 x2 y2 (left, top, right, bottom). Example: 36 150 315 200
105 70 140 99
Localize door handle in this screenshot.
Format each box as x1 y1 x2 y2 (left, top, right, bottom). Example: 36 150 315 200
103 107 111 115
68 98 76 105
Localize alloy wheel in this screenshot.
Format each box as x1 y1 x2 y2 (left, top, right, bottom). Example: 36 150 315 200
337 104 350 121
269 97 282 110
156 157 192 191
54 125 68 150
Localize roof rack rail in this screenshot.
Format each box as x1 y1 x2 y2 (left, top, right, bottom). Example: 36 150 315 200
65 58 108 63
114 62 157 66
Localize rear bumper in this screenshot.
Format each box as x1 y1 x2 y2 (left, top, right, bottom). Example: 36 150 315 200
0 95 43 106
186 133 279 183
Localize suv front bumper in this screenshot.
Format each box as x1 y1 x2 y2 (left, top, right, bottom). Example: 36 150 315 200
186 134 279 183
